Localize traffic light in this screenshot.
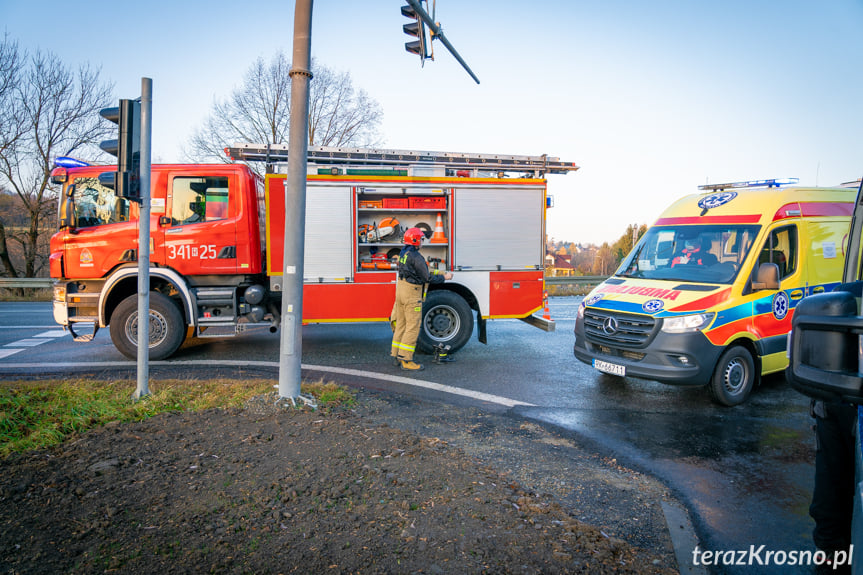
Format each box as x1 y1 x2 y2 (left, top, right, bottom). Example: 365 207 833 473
401 3 429 60
99 99 141 203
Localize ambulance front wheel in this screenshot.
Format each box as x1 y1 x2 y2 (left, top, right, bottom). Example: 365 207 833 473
709 345 755 406
109 292 186 361
418 291 474 355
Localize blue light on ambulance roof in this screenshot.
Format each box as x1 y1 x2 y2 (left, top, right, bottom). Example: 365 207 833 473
698 178 798 192
54 157 89 168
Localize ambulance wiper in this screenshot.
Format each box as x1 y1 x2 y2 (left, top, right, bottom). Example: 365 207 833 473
618 270 644 279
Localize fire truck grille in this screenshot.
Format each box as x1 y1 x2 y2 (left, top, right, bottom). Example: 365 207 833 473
583 308 656 348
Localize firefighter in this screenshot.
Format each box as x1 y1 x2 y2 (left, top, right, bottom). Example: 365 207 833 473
390 227 452 370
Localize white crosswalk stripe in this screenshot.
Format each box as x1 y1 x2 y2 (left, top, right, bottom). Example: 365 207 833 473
1 329 67 359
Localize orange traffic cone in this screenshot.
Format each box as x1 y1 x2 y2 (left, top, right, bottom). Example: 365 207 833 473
430 213 447 244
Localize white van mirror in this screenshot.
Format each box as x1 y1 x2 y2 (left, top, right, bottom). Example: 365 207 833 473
752 262 780 290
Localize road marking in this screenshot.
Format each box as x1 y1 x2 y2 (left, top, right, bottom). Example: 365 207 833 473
33 330 67 338
302 364 536 408
4 339 51 347
0 359 536 408
0 329 67 358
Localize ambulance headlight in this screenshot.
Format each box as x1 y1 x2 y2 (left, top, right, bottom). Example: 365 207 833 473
661 313 715 333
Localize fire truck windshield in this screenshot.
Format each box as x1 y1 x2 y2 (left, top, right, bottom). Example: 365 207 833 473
68 177 130 228
617 224 761 284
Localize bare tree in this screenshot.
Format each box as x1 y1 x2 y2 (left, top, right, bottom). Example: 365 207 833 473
307 63 382 147
186 52 383 168
0 35 113 277
592 243 617 276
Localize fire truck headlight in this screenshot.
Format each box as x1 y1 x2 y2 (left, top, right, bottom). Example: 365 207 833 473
661 312 715 334
53 285 66 302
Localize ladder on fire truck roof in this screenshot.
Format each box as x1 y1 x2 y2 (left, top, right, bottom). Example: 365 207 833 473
224 143 579 177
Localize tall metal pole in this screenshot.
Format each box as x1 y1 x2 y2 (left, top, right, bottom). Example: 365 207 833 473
279 0 313 400
134 77 153 401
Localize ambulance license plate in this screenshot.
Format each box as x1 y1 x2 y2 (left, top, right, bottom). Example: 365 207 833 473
593 359 625 377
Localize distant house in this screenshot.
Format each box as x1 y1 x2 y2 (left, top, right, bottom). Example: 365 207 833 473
545 250 575 276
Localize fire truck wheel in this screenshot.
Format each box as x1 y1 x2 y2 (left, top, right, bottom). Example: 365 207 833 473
709 345 755 406
109 292 186 361
418 290 473 355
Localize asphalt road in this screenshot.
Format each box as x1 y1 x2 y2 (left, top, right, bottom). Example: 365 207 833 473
0 297 818 574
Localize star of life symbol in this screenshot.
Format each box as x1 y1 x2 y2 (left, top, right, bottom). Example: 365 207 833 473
643 299 664 313
585 294 604 306
698 191 738 210
772 291 789 320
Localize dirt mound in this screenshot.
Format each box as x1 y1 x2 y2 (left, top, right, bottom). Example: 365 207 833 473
0 393 675 574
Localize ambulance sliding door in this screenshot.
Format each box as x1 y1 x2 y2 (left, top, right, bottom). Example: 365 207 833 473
453 186 544 270
303 185 352 282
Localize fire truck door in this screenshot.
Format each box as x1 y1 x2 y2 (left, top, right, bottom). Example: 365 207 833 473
161 174 238 275
63 175 136 278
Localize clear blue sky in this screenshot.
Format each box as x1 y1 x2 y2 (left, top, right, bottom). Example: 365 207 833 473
3 0 862 245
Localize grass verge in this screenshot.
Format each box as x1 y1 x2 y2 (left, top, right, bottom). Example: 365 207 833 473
0 378 355 458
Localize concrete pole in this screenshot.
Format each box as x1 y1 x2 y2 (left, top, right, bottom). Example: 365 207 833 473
134 77 153 401
279 0 313 400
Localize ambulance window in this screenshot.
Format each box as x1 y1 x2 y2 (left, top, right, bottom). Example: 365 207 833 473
757 225 797 280
171 177 230 225
71 177 129 227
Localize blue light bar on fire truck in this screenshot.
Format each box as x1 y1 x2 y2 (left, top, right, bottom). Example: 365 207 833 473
54 157 90 168
698 178 798 191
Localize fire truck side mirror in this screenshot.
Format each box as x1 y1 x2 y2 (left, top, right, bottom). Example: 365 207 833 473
59 185 75 230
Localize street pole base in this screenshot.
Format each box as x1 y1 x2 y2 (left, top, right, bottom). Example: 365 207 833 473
276 393 318 410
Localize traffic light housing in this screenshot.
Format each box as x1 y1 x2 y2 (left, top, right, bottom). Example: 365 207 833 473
99 99 141 203
401 3 429 60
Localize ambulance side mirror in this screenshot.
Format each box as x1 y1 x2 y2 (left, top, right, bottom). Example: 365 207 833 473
752 262 780 291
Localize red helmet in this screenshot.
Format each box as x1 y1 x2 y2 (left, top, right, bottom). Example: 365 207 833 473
403 227 424 246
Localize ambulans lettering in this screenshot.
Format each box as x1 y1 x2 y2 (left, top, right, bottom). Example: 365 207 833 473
167 244 217 260
596 284 681 300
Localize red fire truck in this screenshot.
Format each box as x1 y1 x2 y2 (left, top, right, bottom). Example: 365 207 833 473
49 145 577 360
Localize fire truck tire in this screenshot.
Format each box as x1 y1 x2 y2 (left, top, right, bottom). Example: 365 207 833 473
418 290 473 355
709 345 755 406
109 292 186 360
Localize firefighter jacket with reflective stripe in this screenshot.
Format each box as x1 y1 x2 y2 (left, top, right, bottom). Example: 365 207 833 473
398 246 445 286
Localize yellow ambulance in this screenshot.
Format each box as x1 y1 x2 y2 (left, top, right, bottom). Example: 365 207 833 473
573 178 857 405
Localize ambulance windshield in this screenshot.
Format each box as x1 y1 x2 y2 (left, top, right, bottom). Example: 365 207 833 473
617 224 761 284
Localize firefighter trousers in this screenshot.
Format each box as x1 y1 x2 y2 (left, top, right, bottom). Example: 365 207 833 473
391 280 424 361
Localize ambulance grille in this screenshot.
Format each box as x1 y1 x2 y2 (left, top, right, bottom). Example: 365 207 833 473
583 308 656 347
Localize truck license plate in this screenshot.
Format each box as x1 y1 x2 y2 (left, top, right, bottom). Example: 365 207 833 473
593 359 625 377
